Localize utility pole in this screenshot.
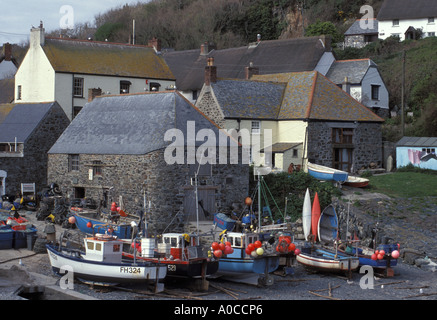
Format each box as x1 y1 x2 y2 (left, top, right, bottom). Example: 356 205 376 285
401 50 406 136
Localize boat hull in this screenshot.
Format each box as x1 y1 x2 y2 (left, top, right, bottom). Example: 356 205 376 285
217 248 279 275
307 163 348 182
123 253 219 278
311 192 321 239
339 244 398 268
71 209 134 240
344 176 369 188
318 205 338 243
46 244 167 285
302 188 312 240
296 249 359 273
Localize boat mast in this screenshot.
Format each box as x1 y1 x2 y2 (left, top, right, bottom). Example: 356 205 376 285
258 171 261 231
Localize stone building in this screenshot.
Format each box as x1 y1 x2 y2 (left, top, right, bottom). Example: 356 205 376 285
0 102 70 196
195 62 385 173
47 91 249 233
344 19 379 49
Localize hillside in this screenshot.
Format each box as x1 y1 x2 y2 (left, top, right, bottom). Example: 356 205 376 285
41 0 437 139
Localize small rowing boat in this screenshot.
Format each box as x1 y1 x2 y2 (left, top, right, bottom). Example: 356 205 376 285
307 162 348 182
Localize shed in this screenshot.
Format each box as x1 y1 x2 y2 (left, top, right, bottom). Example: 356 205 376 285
396 137 437 170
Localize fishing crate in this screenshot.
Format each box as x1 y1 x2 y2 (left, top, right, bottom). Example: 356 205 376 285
213 213 235 231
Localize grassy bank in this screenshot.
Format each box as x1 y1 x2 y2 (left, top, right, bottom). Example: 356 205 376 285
368 172 437 198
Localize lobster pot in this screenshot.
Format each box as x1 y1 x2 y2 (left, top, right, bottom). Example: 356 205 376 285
141 238 155 258
157 243 171 256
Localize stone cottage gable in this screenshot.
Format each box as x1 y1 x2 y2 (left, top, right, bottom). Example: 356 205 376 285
0 101 69 194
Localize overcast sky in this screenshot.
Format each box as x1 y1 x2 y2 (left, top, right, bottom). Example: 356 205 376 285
0 1 145 45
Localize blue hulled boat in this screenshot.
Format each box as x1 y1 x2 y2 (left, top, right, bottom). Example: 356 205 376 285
307 162 348 182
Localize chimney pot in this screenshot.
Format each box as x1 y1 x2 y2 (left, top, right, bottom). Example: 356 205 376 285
205 58 217 86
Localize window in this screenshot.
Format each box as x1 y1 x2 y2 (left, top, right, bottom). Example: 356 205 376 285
95 243 102 251
332 128 354 145
292 149 298 158
429 17 435 24
428 32 436 37
87 242 94 250
92 160 103 176
120 80 131 94
251 121 260 134
149 82 161 91
69 154 80 171
371 85 380 100
17 85 22 100
73 78 84 97
392 19 399 26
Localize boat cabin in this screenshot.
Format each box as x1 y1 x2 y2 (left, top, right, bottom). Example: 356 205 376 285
223 232 260 249
159 233 200 260
83 234 123 263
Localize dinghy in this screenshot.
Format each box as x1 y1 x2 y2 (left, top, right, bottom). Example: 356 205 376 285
307 162 348 182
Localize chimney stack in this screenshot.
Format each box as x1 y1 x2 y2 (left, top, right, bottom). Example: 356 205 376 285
245 62 259 80
88 88 102 102
30 21 45 48
342 77 351 95
205 57 217 86
148 37 161 52
2 43 12 61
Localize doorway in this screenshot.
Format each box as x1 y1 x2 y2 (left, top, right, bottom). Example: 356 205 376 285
184 187 216 222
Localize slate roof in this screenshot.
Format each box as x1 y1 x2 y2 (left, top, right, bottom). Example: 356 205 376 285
396 136 437 147
0 78 14 104
326 59 376 85
43 38 175 80
48 91 225 155
163 36 331 91
211 80 286 119
344 19 379 35
217 71 384 122
0 102 60 143
377 0 437 20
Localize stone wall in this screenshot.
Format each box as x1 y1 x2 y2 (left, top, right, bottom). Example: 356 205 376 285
1 104 69 195
307 121 382 172
195 88 225 128
47 148 249 234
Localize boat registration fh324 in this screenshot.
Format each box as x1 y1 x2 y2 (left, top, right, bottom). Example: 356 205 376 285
119 267 141 274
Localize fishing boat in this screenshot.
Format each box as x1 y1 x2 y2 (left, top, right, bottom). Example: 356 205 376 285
70 205 140 241
122 232 219 279
344 176 370 188
318 204 338 244
307 162 348 183
46 232 167 286
217 231 280 285
311 192 321 240
296 246 360 273
302 188 312 241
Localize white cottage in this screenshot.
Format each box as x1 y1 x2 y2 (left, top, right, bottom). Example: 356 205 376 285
14 23 175 120
378 0 437 41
